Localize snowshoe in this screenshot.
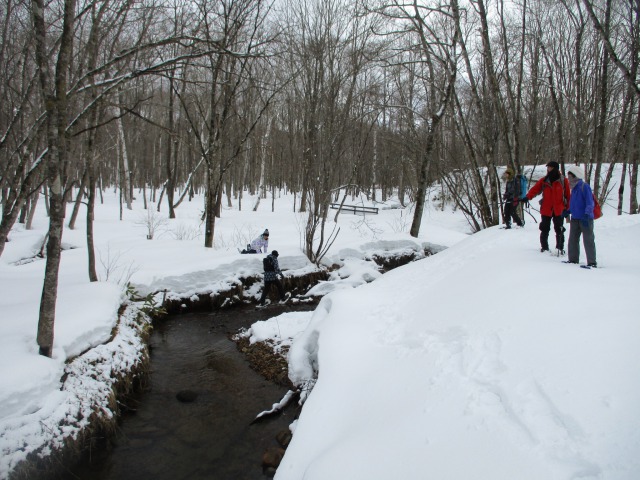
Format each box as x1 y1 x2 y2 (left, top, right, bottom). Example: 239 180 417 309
279 292 292 305
256 299 271 309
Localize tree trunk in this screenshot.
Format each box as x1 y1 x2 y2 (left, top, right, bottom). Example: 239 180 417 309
165 76 176 219
85 119 100 282
204 166 216 248
541 45 566 173
410 102 453 237
592 0 611 195
117 114 133 210
33 0 77 357
68 169 88 229
37 181 65 356
0 155 45 257
372 127 377 202
0 185 30 257
617 162 627 215
26 192 39 230
630 108 640 214
409 155 432 238
87 170 98 282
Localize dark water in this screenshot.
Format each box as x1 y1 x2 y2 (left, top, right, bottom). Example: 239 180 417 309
68 305 312 480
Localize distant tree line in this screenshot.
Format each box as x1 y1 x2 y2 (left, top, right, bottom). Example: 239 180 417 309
0 0 638 356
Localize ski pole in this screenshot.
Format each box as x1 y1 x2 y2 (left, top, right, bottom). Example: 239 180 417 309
519 201 539 224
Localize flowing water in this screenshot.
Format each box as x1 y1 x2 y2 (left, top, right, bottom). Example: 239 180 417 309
68 304 313 480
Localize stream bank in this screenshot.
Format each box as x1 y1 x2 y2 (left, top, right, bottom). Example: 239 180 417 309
67 305 315 480
9 245 439 479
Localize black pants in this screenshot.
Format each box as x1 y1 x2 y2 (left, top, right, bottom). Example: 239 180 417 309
259 279 285 304
241 249 257 254
504 201 522 227
539 215 565 251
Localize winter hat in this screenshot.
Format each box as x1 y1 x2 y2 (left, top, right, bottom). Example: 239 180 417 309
546 161 560 170
567 165 584 179
263 229 269 236
504 167 514 176
271 250 279 257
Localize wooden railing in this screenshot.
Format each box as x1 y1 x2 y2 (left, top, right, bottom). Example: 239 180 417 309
329 203 379 215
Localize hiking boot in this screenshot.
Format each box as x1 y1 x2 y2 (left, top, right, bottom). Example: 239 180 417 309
504 225 512 230
556 249 565 256
587 263 597 268
540 247 549 253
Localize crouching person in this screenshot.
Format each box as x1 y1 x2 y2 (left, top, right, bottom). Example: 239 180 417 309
241 229 269 254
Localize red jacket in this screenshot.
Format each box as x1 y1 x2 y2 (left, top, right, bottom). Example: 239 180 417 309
525 175 570 217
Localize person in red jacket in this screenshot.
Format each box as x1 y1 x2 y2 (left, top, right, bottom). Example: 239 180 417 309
520 161 571 254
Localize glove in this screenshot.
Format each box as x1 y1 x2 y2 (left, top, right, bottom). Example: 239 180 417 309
581 216 590 229
562 209 570 218
519 197 529 206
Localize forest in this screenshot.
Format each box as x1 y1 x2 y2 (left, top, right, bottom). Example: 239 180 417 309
1 0 639 356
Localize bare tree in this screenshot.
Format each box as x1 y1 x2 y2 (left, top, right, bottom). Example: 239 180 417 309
0 0 46 258
582 0 640 98
282 0 382 262
28 0 232 356
32 0 78 357
172 0 277 248
368 0 459 237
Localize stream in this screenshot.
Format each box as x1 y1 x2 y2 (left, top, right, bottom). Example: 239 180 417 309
68 304 314 480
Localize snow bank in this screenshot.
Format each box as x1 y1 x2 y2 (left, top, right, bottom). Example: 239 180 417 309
276 215 640 480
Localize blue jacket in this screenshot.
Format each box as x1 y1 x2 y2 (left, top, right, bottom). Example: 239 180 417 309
569 179 594 219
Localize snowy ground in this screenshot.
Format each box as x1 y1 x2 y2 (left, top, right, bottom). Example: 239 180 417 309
0 185 463 477
1 167 639 479
270 215 640 480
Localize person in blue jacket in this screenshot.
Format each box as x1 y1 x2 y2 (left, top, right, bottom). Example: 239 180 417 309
565 165 597 267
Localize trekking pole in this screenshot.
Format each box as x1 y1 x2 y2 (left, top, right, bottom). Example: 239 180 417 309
524 207 538 224
520 201 539 224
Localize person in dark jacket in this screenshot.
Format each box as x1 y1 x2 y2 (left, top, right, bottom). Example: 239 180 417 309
502 167 523 229
258 250 290 306
565 165 597 267
520 161 571 254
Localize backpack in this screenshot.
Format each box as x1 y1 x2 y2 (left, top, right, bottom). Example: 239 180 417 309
263 255 275 272
592 193 603 219
515 174 527 198
581 183 603 219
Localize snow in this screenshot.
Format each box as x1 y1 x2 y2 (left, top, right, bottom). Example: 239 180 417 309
276 220 640 479
1 169 639 479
